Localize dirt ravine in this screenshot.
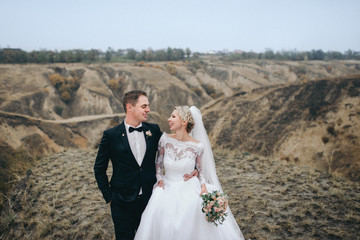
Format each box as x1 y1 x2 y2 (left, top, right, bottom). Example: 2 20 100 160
1 60 360 239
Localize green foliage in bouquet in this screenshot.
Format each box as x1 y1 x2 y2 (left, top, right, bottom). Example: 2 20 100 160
201 190 228 226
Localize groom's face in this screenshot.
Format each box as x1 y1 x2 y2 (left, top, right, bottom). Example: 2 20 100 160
129 95 150 123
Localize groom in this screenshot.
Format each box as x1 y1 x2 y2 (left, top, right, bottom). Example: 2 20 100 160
94 90 161 240
94 90 196 240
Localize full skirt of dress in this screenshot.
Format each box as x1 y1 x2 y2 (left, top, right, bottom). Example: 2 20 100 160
134 177 244 240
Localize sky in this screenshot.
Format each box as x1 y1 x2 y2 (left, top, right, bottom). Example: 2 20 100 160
1 0 360 53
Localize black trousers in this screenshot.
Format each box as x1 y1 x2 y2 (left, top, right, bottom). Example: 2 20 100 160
110 195 147 240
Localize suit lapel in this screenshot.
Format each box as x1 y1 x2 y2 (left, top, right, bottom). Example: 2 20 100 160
141 124 151 166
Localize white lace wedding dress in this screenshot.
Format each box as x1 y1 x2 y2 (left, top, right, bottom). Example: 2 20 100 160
134 133 244 240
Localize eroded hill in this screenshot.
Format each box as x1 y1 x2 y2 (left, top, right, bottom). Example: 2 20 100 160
203 76 360 181
1 60 359 121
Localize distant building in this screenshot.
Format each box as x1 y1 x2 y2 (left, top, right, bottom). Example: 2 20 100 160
206 50 217 55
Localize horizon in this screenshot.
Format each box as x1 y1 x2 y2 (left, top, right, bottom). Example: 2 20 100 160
1 46 359 55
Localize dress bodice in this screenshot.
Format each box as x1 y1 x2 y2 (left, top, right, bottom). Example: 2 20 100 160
156 133 205 182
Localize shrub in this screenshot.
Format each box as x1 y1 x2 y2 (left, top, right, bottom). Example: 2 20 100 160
188 60 206 70
322 136 329 144
49 73 63 88
166 64 177 76
48 73 80 104
108 76 125 91
151 65 163 70
193 87 203 96
60 91 71 103
108 78 119 90
326 66 333 73
327 126 336 136
202 83 216 97
54 106 63 116
137 61 145 67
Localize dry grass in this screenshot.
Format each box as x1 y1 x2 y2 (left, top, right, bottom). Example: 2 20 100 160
0 149 114 240
1 149 360 240
215 150 360 240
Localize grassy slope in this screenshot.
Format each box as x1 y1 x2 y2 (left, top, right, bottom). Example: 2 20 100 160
216 151 360 240
1 149 359 240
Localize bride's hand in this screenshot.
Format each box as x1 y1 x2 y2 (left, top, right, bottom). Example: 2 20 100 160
200 184 208 196
183 169 198 181
155 180 164 189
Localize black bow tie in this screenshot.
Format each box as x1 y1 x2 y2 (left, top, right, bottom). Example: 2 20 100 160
129 126 143 133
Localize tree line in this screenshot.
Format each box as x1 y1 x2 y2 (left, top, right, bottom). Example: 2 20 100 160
225 49 360 61
0 47 359 64
0 47 192 64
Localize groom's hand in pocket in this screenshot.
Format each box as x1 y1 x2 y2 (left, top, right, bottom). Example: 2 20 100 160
183 169 198 181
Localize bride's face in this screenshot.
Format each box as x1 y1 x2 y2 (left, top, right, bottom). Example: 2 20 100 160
168 110 185 132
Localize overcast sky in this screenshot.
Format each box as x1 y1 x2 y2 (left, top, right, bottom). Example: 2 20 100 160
1 0 359 53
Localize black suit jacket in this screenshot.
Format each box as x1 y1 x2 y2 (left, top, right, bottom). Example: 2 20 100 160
94 121 162 204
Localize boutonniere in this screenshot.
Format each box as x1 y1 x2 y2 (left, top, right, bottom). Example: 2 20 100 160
145 130 152 137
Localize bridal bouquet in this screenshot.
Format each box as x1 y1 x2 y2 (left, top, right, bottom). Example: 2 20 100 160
201 190 228 226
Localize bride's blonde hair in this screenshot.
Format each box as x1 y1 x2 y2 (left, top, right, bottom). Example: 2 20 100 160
174 106 194 133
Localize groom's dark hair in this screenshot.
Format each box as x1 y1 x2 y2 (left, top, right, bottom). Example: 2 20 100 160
123 90 148 112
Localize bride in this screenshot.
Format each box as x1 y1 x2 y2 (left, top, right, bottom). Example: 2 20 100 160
134 106 244 240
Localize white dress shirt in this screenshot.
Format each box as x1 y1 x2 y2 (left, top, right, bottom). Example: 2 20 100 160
124 122 146 166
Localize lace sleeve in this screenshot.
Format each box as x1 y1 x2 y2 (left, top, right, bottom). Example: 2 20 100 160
156 136 165 182
195 146 206 185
